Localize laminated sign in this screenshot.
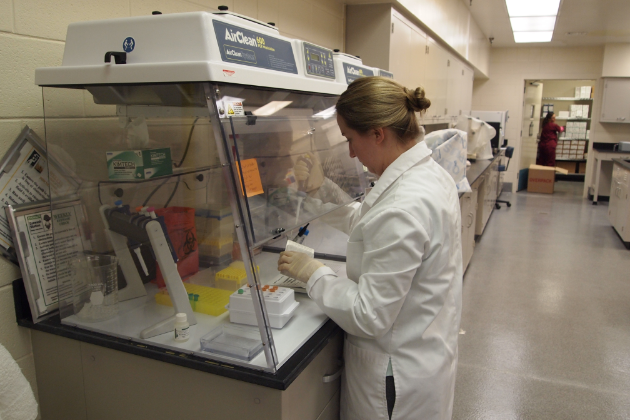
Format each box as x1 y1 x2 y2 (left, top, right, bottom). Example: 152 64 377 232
213 20 298 74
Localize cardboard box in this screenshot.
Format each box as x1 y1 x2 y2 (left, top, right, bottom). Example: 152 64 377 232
528 165 556 194
556 161 577 174
106 148 173 180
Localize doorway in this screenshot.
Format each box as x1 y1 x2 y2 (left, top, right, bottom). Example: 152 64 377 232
518 79 595 189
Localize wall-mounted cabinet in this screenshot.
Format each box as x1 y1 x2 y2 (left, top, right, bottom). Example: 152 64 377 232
600 78 630 123
345 4 474 123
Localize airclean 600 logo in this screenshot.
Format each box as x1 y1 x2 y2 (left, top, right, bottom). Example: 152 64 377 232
224 29 258 47
346 67 363 76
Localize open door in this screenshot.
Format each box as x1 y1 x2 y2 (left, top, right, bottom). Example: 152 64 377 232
518 80 543 190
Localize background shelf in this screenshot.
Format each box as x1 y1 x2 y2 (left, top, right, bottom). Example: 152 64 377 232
542 97 593 101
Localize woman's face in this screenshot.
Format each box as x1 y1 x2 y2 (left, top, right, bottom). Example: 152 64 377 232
336 114 381 174
551 114 556 123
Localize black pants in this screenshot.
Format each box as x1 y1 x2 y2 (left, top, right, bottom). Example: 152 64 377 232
386 376 396 419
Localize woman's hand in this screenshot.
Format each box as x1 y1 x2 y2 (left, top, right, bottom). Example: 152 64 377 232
277 251 324 283
294 154 324 193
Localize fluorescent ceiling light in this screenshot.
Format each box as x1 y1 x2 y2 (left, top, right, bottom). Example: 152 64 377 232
514 31 554 43
506 0 560 17
510 16 556 32
313 106 336 119
252 101 292 116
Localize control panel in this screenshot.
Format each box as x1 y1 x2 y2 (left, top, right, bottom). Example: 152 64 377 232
303 42 335 79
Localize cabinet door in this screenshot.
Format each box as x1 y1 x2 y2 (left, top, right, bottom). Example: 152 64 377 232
461 65 474 117
446 59 473 119
409 27 427 88
617 168 630 238
425 37 448 120
609 166 620 227
600 79 630 123
446 58 462 119
390 15 413 88
459 194 470 267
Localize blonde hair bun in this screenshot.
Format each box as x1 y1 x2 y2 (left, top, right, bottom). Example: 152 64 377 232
404 87 431 113
336 76 431 143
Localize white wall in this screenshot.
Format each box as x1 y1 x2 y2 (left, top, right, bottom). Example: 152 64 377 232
0 0 346 410
602 44 630 77
472 46 604 190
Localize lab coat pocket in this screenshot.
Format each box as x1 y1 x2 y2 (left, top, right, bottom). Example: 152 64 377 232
341 338 389 420
345 239 363 282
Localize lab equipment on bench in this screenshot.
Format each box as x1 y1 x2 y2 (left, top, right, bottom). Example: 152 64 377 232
618 142 630 152
470 110 509 151
229 285 299 329
36 10 367 372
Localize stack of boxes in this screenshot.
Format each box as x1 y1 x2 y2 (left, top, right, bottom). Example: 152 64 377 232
542 103 554 116
195 206 235 267
575 86 592 99
562 121 589 140
569 104 590 119
556 139 587 160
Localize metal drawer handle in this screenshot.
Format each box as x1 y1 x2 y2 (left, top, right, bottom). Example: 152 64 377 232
322 363 344 383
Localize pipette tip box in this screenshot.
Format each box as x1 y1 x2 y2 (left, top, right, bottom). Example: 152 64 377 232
155 283 232 316
229 285 299 329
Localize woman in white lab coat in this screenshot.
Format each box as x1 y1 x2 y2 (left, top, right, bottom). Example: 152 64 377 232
278 76 463 420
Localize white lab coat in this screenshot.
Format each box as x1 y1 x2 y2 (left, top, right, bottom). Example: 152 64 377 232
306 141 463 420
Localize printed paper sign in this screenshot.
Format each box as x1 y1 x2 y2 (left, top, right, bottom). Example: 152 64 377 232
0 142 76 250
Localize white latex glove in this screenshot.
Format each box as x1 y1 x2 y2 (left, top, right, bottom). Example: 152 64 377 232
294 154 324 193
277 251 324 283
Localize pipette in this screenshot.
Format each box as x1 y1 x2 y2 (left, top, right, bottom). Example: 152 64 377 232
292 223 310 242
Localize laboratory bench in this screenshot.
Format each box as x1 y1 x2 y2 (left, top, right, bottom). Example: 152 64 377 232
608 158 630 249
459 153 505 271
13 274 344 420
588 143 630 204
11 153 505 420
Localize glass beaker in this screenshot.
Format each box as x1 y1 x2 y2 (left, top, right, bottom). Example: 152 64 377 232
70 255 119 322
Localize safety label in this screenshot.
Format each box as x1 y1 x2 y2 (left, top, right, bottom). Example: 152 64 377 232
226 102 244 116
342 63 374 84
213 20 298 74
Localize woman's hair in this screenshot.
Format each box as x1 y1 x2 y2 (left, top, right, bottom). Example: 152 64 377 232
542 112 554 127
335 76 431 143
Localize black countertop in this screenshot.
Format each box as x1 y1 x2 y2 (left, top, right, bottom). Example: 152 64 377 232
593 142 630 153
466 157 498 186
612 158 630 171
12 279 339 390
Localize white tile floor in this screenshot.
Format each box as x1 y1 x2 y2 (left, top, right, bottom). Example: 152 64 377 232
454 182 630 419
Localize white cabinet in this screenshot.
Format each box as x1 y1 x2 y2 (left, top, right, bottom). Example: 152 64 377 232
600 78 630 123
425 37 448 120
460 189 478 272
389 14 427 89
346 5 474 124
609 162 630 244
447 58 474 119
474 161 499 236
